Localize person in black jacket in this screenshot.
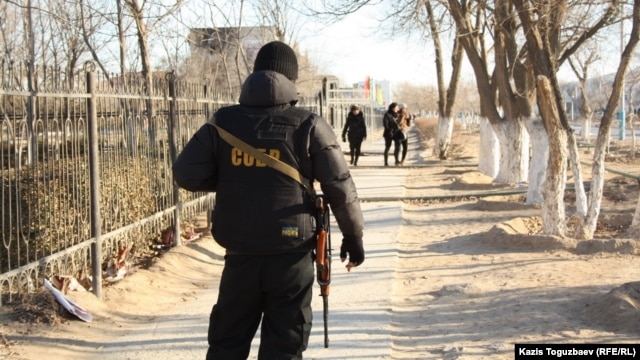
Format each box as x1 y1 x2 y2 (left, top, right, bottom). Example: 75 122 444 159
172 41 365 360
382 102 399 166
342 104 367 166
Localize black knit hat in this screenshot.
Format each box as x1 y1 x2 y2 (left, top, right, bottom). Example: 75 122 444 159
253 41 298 81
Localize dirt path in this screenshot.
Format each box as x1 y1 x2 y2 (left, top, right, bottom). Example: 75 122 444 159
2 125 640 360
388 127 640 359
391 199 640 359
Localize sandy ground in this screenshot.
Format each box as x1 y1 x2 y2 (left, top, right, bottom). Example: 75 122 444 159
2 122 640 359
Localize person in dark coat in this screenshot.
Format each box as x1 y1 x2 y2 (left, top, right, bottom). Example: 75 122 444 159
172 41 365 360
342 104 367 166
382 102 399 166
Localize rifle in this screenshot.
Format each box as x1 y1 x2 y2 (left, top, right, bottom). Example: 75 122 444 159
315 195 331 348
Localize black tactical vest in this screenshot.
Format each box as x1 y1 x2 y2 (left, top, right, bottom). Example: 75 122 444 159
209 105 317 254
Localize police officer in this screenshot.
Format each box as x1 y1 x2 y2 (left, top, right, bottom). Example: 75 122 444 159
172 41 365 359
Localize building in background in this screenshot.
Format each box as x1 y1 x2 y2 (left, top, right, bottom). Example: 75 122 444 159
186 27 323 99
186 26 280 97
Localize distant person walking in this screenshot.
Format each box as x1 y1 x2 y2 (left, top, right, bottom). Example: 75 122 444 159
395 104 412 166
342 105 367 166
382 102 399 166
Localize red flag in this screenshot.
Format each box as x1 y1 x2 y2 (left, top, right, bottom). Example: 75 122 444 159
363 76 370 98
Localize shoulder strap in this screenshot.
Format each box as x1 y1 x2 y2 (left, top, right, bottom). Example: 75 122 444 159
212 124 315 197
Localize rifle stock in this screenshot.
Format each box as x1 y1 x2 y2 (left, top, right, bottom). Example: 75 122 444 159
315 195 331 348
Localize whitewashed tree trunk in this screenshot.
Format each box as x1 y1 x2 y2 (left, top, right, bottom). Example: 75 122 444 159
536 76 568 236
492 119 529 184
541 128 568 236
578 143 607 239
627 190 640 238
567 132 588 217
578 0 640 238
524 118 548 205
478 117 499 178
582 114 592 142
630 114 637 159
433 115 454 159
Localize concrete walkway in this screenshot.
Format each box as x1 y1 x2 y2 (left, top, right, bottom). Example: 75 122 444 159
97 130 415 360
303 131 408 359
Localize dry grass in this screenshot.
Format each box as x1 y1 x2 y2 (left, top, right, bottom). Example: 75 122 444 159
414 117 470 160
7 290 73 326
414 117 438 140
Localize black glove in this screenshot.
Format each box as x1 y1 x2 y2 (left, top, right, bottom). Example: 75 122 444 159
340 235 364 266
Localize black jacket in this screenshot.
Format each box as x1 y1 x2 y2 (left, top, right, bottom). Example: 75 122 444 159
342 112 367 143
382 110 399 139
172 71 364 254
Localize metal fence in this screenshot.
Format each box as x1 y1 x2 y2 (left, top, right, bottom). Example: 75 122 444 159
0 62 237 303
318 87 385 136
0 60 370 304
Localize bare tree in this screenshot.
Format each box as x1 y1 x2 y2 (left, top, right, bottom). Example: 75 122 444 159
154 5 190 73
77 0 119 86
233 0 246 87
305 0 466 159
43 1 90 88
0 2 22 61
512 0 573 235
624 65 640 157
183 1 264 97
447 0 533 186
25 0 38 165
253 0 296 42
568 42 600 142
610 2 640 238
512 0 626 237
304 0 528 183
394 82 439 115
422 1 463 160
444 0 623 235
123 0 184 145
571 1 637 239
116 0 127 78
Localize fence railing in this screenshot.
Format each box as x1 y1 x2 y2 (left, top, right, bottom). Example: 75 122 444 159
0 63 235 303
0 61 361 304
319 87 385 136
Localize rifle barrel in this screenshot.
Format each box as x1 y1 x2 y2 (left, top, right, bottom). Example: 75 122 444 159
323 295 329 348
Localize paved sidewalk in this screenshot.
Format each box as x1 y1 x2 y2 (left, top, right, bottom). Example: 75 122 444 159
301 132 409 359
96 130 416 360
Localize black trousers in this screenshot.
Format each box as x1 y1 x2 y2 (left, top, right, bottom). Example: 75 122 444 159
388 138 402 164
383 136 393 165
206 252 314 360
396 139 407 163
349 140 363 164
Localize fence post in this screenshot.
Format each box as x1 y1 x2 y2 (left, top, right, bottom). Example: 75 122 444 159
26 61 36 166
203 84 210 120
167 71 181 247
86 62 102 299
